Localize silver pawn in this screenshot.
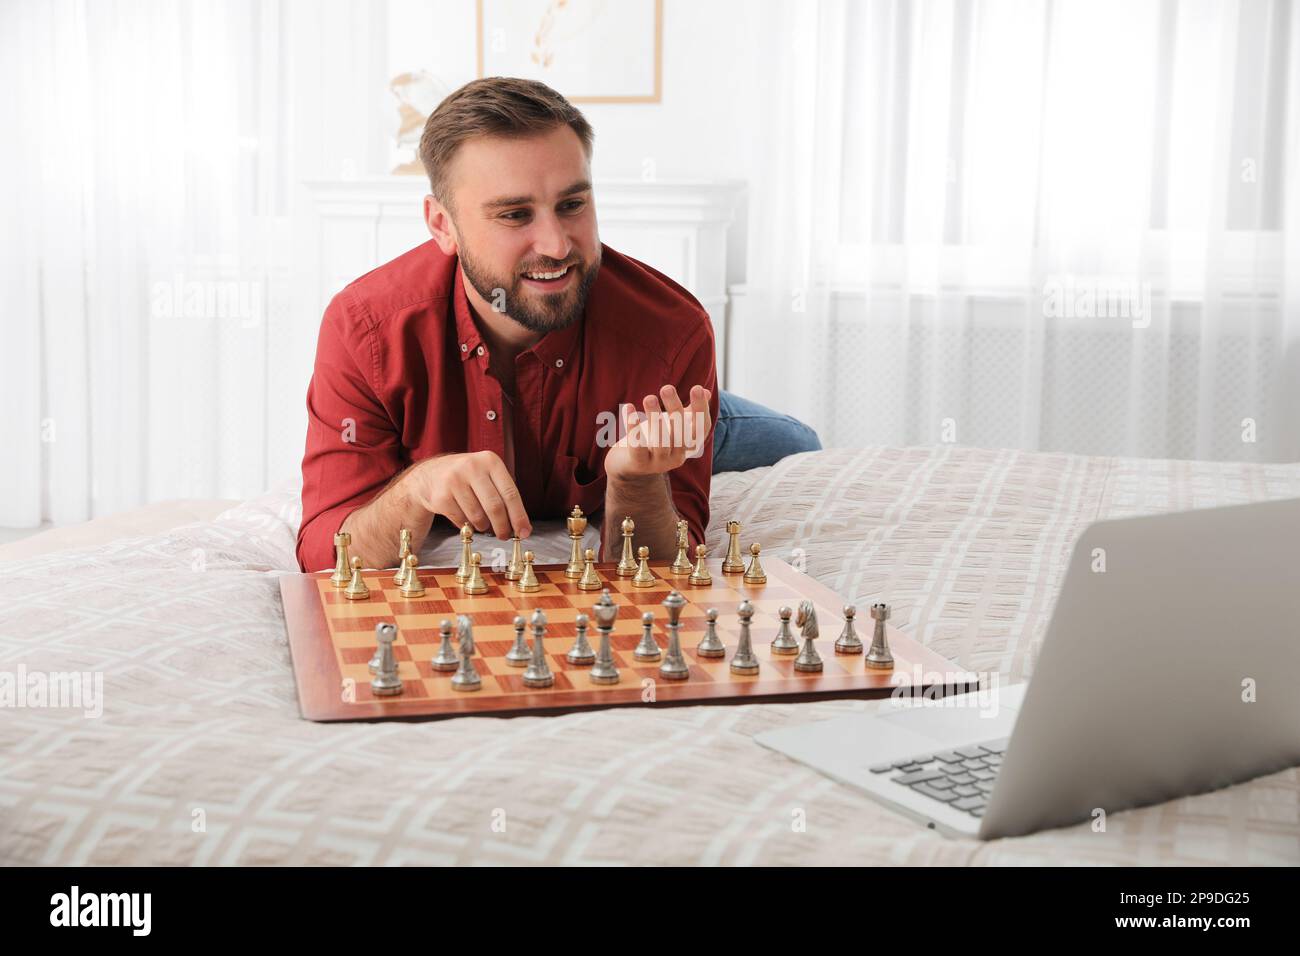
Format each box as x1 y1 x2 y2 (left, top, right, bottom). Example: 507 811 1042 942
730 600 760 675
523 608 554 688
590 589 620 685
659 590 690 681
370 622 403 696
505 614 531 666
696 607 725 658
431 617 459 672
834 604 864 654
793 599 823 673
865 602 895 670
633 610 661 661
771 605 799 655
567 612 595 665
368 621 388 673
450 615 481 692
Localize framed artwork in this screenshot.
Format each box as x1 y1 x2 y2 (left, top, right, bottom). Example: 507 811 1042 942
476 0 663 103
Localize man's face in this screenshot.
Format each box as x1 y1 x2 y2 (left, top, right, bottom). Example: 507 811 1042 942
441 125 601 334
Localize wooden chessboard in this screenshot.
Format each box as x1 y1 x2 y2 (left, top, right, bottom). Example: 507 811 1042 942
281 556 973 722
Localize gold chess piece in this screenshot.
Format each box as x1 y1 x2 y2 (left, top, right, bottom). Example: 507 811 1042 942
670 519 693 575
616 516 637 577
344 556 370 601
393 528 412 587
565 506 587 578
455 523 473 582
505 535 524 581
515 550 541 592
578 547 603 591
331 531 352 588
722 520 745 573
743 542 767 584
632 546 656 588
688 544 712 586
399 554 425 598
464 552 489 595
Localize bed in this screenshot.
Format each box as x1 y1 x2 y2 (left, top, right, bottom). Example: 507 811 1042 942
2 445 1298 866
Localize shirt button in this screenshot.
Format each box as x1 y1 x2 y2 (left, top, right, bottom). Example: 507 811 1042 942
476 345 485 356
486 410 497 421
554 358 564 368
460 343 468 353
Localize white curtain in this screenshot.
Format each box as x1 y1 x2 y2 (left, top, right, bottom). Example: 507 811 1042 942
735 0 1300 464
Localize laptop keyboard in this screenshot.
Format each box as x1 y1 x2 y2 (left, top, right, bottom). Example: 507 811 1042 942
869 739 1009 818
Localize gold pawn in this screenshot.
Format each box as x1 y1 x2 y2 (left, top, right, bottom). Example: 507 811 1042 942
743 542 767 584
464 552 489 595
616 515 637 577
721 520 745 573
399 553 425 598
515 550 541 592
505 535 524 581
578 547 603 591
632 545 656 588
393 528 412 587
455 523 473 582
689 544 712 586
344 556 370 601
331 531 352 587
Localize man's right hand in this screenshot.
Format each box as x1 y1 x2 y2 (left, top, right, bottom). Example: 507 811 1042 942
412 451 532 540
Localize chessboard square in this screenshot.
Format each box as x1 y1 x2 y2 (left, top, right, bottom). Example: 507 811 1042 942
447 598 514 613
506 594 572 611
384 596 455 615
493 671 576 694
331 615 397 633
624 589 672 605
399 627 446 645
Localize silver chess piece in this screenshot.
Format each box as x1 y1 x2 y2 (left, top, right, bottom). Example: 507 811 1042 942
450 615 481 692
793 600 823 673
369 622 403 696
589 589 621 685
567 612 596 665
865 602 895 670
633 610 661 661
431 617 459 672
523 608 554 688
368 621 389 673
505 613 531 666
834 604 864 654
729 600 760 675
696 607 725 659
771 605 799 655
659 590 691 681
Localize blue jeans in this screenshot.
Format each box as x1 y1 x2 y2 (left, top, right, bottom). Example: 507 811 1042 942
711 390 822 473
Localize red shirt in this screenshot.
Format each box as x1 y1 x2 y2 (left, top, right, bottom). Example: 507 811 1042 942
296 240 719 571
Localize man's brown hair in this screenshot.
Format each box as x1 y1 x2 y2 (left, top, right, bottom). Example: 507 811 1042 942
419 77 594 210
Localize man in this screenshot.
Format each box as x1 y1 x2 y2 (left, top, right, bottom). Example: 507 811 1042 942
296 77 819 572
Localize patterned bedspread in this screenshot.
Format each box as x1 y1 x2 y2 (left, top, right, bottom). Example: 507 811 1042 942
2 446 1298 865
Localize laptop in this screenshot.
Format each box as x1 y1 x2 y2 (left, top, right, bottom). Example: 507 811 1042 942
755 497 1300 840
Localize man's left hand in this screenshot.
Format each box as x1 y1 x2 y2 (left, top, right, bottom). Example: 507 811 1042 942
603 384 713 481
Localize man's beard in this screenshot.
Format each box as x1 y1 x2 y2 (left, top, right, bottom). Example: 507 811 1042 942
460 242 601 334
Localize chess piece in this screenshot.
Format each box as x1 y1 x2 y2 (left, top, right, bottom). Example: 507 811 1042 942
565 506 587 578
505 614 531 666
368 621 392 673
370 622 403 696
696 607 725 659
659 590 690 681
450 615 482 692
344 557 370 601
793 600 823 673
399 554 425 598
633 610 661 661
431 618 459 672
393 528 412 587
523 609 554 688
455 523 473 582
616 516 637 577
865 602 895 670
834 605 863 654
566 612 596 665
505 535 524 581
589 590 620 685
463 552 489 595
577 547 602 591
688 544 712 586
771 605 798 654
670 519 693 575
515 550 541 592
631 546 656 588
330 531 352 588
722 520 745 573
743 543 767 584
730 600 760 675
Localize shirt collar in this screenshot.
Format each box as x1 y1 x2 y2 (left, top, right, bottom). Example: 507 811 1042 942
452 260 584 372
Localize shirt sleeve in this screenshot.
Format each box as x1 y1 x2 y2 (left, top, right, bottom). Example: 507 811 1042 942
296 291 405 571
666 318 720 551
